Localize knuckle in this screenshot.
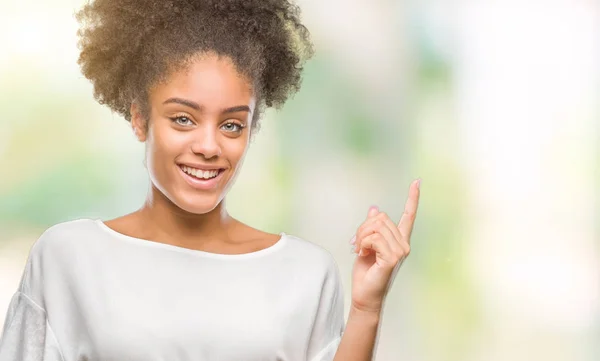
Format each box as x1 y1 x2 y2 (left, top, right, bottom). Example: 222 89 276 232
360 222 371 234
360 237 369 247
357 223 367 234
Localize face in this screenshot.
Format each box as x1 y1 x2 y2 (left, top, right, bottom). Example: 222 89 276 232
131 53 255 214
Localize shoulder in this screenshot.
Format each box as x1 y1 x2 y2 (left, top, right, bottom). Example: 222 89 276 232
282 234 345 306
38 218 96 238
279 233 341 277
27 218 101 269
20 218 98 301
31 218 97 254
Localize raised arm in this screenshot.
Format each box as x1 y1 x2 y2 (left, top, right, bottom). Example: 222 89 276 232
333 179 421 361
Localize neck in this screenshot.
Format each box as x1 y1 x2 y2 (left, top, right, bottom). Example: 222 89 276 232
134 183 237 245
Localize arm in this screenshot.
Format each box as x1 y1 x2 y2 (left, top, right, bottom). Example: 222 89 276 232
332 179 421 360
304 258 383 361
0 292 64 361
332 305 381 361
0 227 65 361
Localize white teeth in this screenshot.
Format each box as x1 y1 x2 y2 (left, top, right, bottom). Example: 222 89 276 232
181 166 220 180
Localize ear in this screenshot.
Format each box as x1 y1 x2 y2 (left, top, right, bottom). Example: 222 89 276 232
130 102 147 142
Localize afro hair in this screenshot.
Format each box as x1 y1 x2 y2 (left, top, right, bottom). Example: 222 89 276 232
75 0 314 134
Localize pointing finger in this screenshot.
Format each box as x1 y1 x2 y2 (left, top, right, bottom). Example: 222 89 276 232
397 179 421 243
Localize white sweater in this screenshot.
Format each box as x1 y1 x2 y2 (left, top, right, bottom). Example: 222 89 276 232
0 219 345 361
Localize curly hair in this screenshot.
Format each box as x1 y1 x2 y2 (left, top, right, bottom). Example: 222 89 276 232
75 0 314 134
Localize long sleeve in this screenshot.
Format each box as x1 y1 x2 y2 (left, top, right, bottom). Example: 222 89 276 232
0 225 65 361
306 255 346 361
2 219 350 361
0 292 64 361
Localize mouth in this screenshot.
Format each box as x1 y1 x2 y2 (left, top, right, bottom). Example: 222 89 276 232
177 165 226 190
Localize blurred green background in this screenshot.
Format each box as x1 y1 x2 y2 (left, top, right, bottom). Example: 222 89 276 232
1 1 598 360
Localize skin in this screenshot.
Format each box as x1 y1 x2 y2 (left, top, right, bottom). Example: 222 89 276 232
333 180 421 361
100 49 423 361
103 52 281 254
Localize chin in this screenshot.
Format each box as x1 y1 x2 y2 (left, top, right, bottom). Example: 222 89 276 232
174 194 222 215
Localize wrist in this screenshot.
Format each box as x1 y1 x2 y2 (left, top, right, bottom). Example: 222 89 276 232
350 303 382 321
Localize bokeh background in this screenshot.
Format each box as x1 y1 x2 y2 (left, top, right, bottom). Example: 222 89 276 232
1 0 598 360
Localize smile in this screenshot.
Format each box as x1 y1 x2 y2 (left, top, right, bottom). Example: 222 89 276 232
177 165 225 190
180 165 221 180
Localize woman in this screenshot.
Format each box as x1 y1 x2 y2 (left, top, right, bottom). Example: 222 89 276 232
0 0 421 360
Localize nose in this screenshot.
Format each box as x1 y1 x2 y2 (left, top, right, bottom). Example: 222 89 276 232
190 127 222 159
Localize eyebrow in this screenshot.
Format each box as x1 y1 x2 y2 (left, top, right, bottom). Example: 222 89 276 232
163 97 252 114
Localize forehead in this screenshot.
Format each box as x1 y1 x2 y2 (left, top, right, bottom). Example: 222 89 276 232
150 54 255 107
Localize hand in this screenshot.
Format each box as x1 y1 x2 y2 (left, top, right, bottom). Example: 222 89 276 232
349 179 421 313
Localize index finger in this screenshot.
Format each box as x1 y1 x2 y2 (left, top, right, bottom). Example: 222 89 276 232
397 178 421 243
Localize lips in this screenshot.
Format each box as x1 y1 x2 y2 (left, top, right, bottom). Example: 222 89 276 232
177 165 225 191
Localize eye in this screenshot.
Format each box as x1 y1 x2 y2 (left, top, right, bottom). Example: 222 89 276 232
170 116 194 126
221 122 246 133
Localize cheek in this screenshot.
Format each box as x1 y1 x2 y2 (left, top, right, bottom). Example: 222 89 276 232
228 138 249 167
146 128 182 175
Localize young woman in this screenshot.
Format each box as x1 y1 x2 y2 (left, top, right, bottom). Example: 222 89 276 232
0 0 420 360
